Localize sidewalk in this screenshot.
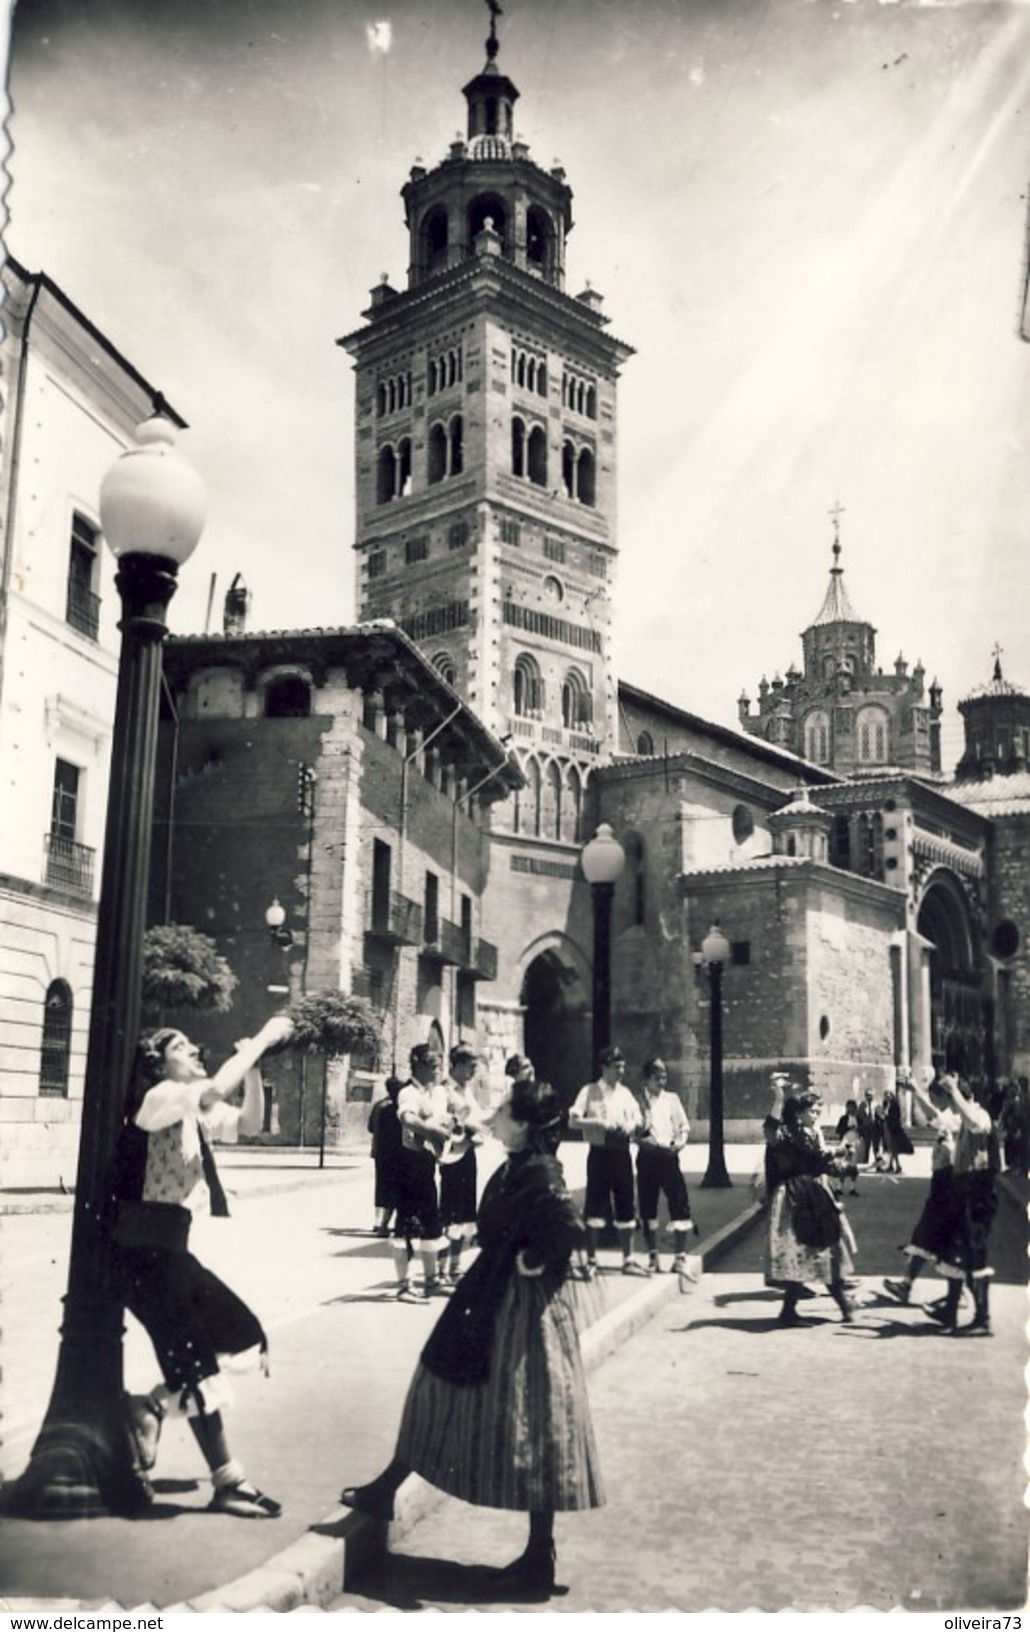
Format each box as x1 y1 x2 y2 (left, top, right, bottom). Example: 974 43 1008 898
0 1143 763 1612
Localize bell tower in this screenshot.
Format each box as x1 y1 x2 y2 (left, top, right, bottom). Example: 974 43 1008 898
340 2 633 842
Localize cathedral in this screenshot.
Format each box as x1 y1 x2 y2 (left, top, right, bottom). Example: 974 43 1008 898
151 10 1027 1138
4 11 1026 1184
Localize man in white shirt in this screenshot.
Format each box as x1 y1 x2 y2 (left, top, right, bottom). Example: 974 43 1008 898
635 1057 696 1274
394 1043 453 1301
438 1041 485 1284
569 1044 647 1277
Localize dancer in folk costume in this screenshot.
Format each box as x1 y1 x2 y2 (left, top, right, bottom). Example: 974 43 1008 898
106 1014 292 1517
340 1075 604 1599
763 1079 857 1327
634 1056 696 1274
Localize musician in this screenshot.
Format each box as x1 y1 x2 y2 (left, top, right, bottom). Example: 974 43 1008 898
393 1043 453 1302
438 1041 486 1285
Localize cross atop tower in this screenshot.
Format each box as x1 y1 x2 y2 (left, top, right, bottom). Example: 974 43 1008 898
992 640 1004 683
828 499 846 566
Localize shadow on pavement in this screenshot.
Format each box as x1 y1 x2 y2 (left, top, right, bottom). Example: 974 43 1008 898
349 1550 570 1609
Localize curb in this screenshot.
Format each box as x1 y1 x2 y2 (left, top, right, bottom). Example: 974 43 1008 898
171 1198 766 1614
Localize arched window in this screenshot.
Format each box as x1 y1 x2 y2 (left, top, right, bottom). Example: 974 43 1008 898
511 416 526 477
577 448 596 507
542 761 562 840
428 422 447 485
585 385 597 419
636 731 654 756
527 425 548 487
432 652 457 687
397 437 412 496
423 207 449 276
468 194 507 254
264 675 311 718
526 206 551 274
377 444 397 505
40 979 73 1098
804 710 831 765
523 757 542 837
561 668 591 729
857 706 889 765
376 382 388 417
449 414 463 476
563 764 583 843
513 653 544 716
561 441 575 499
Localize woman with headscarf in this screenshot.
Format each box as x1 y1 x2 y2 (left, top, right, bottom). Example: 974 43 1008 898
763 1080 856 1327
339 1074 604 1599
105 1013 292 1516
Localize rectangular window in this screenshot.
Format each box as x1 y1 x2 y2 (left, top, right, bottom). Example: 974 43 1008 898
500 517 521 546
371 839 391 929
731 941 751 966
367 549 387 579
51 759 80 841
405 535 429 564
424 872 439 944
544 536 566 564
66 514 100 640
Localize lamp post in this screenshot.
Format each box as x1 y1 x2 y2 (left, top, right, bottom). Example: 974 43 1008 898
265 896 294 948
581 823 625 1068
9 416 206 1518
698 922 732 1189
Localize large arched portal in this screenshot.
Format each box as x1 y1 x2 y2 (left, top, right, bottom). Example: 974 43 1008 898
916 871 983 1077
520 942 589 1107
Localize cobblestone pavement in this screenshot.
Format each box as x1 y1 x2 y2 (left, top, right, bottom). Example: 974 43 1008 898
334 1176 1027 1614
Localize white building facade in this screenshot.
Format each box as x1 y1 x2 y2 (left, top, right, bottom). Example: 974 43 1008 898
0 257 183 1186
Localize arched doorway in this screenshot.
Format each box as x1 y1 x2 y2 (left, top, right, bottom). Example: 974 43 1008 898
917 872 983 1077
520 941 589 1106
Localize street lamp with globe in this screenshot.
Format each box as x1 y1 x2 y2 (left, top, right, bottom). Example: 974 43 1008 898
580 823 626 1069
8 415 206 1518
697 922 732 1189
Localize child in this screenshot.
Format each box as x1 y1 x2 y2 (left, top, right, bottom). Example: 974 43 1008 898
368 1076 404 1236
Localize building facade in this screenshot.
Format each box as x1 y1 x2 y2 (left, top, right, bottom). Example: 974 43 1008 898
0 257 183 1187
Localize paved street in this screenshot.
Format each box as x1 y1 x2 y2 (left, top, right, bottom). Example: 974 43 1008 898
334 1171 1027 1614
0 1147 1023 1612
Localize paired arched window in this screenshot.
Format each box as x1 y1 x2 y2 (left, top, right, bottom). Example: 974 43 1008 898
513 653 545 717
375 372 412 416
40 980 73 1098
857 706 889 764
427 416 463 485
511 416 547 485
561 441 596 506
561 370 598 419
427 346 463 395
804 710 831 765
511 346 548 396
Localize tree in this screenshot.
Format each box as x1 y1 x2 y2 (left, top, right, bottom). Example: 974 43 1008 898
140 923 238 1021
285 989 382 1062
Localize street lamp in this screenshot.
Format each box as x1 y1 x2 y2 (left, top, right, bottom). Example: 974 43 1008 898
581 823 625 1068
9 415 206 1518
697 922 732 1189
265 896 294 948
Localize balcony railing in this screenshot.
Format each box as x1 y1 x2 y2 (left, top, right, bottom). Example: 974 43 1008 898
44 832 96 897
422 917 466 965
367 889 423 946
66 582 101 642
467 936 498 981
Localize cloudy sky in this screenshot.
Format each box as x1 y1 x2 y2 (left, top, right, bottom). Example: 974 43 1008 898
6 0 1029 769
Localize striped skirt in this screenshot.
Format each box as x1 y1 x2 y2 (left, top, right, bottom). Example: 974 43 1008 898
395 1273 605 1513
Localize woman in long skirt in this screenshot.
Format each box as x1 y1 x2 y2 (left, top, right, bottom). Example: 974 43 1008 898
339 1074 604 1597
764 1082 856 1326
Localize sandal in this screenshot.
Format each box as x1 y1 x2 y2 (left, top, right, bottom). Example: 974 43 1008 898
209 1479 282 1518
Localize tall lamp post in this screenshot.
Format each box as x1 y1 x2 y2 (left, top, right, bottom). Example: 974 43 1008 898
697 922 732 1189
581 823 625 1067
9 416 206 1518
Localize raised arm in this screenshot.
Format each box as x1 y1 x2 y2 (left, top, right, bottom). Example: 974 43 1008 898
203 1014 293 1105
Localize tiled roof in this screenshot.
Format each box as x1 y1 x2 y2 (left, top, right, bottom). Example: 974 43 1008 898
809 564 862 628
945 770 1030 817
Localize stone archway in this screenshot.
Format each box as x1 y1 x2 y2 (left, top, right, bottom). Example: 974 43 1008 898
519 939 589 1107
916 871 983 1077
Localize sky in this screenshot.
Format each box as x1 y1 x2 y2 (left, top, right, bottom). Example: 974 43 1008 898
4 0 1029 771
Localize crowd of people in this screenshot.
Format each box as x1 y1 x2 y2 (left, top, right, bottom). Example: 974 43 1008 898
99 1013 1010 1598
